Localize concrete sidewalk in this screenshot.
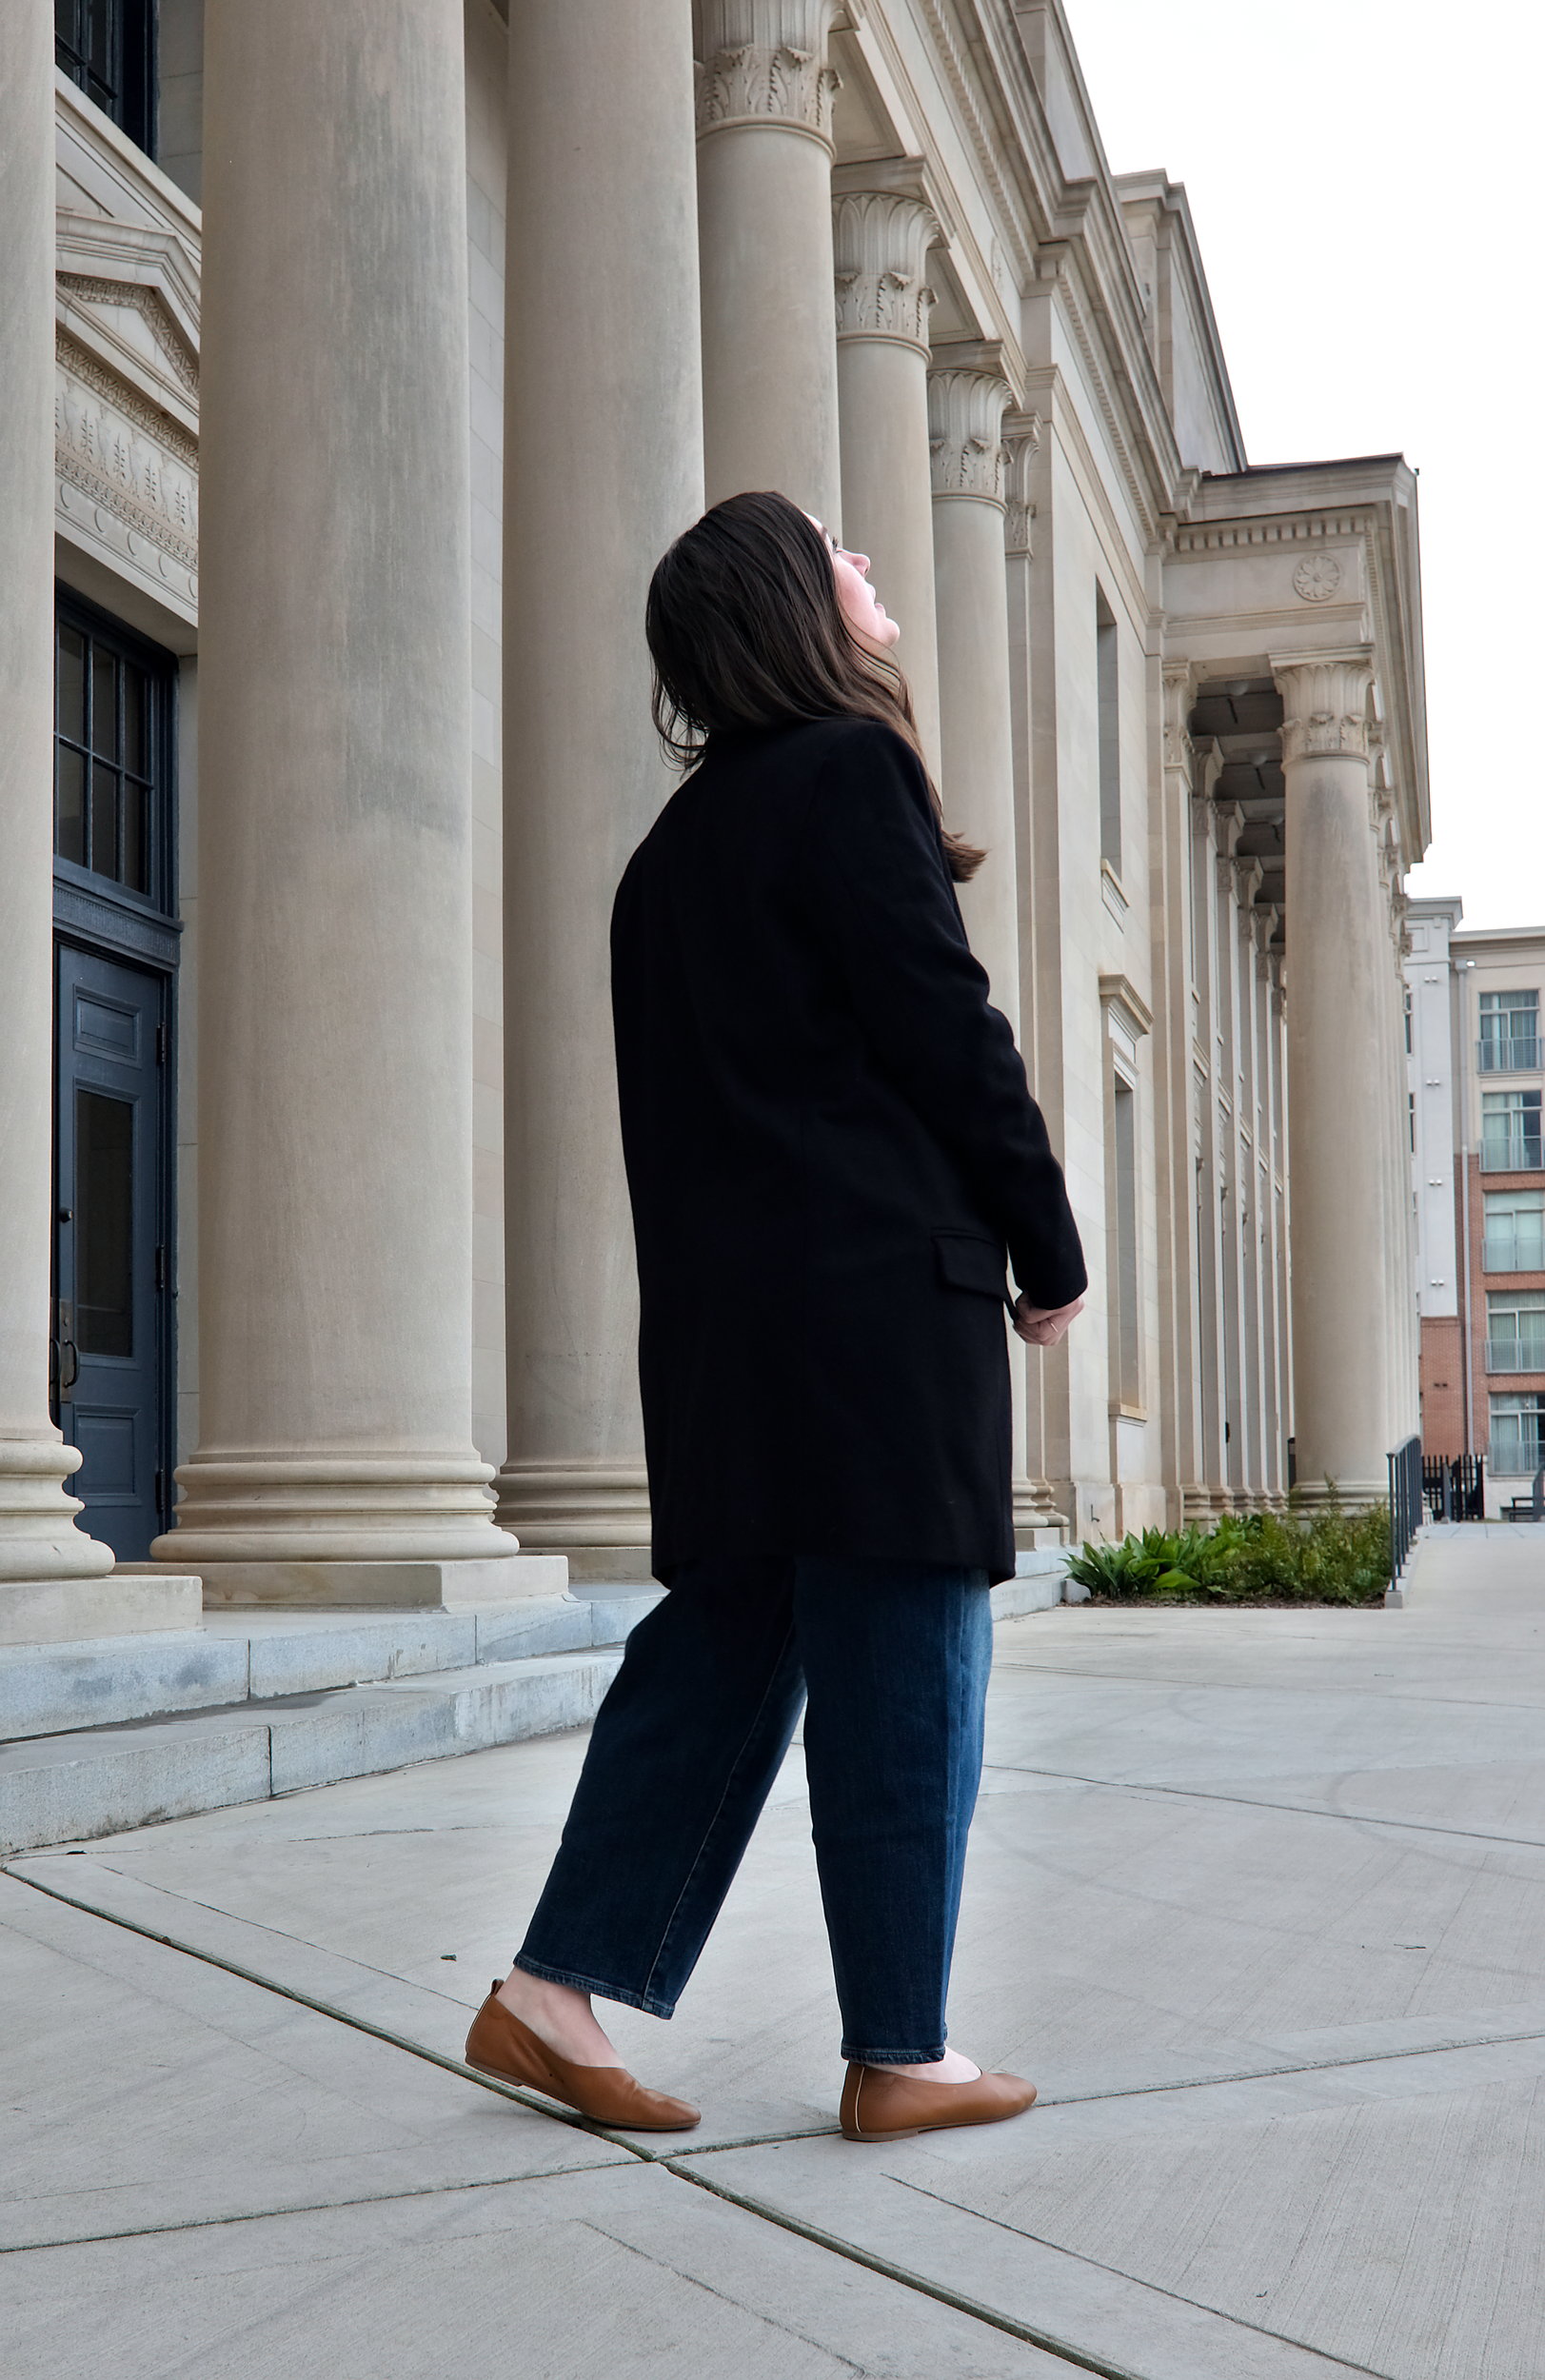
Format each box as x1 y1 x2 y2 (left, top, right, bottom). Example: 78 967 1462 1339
5 1524 1544 2377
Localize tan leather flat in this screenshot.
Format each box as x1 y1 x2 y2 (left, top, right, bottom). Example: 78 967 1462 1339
841 2060 1037 2143
464 1985 701 2132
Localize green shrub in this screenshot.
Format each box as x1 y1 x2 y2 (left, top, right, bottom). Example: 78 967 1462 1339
1064 1502 1391 1606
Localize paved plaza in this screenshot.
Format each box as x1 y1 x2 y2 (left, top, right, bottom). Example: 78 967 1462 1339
5 1526 1544 2377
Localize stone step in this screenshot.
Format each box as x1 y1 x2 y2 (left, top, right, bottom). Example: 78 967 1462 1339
0 1649 625 1856
0 1589 663 1744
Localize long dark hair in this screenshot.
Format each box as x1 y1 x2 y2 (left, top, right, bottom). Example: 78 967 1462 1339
645 490 984 883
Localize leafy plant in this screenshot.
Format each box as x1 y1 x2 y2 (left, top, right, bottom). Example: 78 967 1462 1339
1065 1504 1391 1606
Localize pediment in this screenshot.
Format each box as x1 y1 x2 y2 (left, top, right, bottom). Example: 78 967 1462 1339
55 212 199 435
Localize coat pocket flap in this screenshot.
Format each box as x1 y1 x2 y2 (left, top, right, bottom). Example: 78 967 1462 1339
933 1230 1010 1299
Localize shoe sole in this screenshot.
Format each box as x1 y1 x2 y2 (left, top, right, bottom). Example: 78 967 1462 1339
465 2053 700 2130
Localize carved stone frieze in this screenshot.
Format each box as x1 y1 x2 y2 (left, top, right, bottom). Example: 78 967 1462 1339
927 365 1011 502
1271 651 1375 764
696 0 840 145
55 327 198 570
59 272 198 394
832 189 938 351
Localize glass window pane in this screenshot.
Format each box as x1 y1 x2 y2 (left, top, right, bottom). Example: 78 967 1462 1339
56 0 76 50
88 0 114 82
121 778 147 893
57 625 86 744
75 1088 133 1359
90 762 118 878
123 664 147 776
90 646 118 757
56 745 86 865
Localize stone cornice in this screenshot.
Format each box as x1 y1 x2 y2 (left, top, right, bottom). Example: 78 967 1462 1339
1099 971 1155 1041
832 183 939 350
1271 649 1376 765
697 0 841 147
927 353 1012 502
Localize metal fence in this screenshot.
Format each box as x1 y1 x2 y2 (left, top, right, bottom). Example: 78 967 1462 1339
1478 1036 1542 1074
1388 1435 1423 1596
1422 1451 1485 1521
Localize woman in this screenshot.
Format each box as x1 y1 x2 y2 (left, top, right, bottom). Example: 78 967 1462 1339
466 492 1086 2143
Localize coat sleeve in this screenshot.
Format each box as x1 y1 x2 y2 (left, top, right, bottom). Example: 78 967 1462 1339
807 723 1088 1311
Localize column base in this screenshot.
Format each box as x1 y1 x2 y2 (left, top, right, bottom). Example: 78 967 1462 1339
496 1459 652 1582
1288 1478 1389 1514
0 1572 202 1648
1014 1479 1070 1547
0 1437 115 1584
189 1555 570 1611
151 1451 523 1570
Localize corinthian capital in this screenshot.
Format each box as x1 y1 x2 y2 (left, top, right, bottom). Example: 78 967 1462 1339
832 187 939 352
697 0 841 147
928 361 1013 502
1271 649 1376 765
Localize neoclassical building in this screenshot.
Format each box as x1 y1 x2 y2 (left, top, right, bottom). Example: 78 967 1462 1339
0 0 1429 1647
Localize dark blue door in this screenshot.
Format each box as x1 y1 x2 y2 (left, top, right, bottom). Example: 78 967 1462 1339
53 946 170 1561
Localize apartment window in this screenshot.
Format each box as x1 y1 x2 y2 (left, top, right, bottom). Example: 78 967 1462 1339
1485 1291 1545 1375
1109 1075 1140 1405
1489 1393 1545 1478
1484 1191 1545 1273
1404 985 1413 1054
55 0 156 153
1481 1088 1543 1172
1478 989 1540 1074
54 596 173 909
1096 588 1120 877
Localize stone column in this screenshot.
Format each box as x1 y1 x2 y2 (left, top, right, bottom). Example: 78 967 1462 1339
0 16 129 1643
1274 649 1390 1500
496 0 703 1580
1153 663 1208 1523
155 0 518 1603
1189 761 1232 1514
928 354 1018 1018
833 168 942 769
697 0 841 524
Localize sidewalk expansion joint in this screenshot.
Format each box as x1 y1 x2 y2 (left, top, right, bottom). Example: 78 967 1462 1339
0 2164 618 2258
663 2157 1151 2380
890 2174 1396 2380
2 1862 655 2154
981 1756 1545 1853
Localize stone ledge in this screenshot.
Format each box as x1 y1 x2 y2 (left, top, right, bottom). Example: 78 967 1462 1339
0 1650 624 1854
0 1574 202 1650
0 1592 664 1743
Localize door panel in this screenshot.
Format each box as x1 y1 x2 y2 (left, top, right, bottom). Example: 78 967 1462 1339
54 947 169 1561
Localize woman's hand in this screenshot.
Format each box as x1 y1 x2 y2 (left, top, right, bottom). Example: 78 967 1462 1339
1013 1294 1084 1347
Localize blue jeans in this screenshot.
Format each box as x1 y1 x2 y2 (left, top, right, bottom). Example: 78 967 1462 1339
515 1555 993 2064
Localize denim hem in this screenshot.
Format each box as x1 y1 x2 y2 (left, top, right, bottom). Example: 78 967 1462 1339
842 2041 946 2065
512 1953 675 2021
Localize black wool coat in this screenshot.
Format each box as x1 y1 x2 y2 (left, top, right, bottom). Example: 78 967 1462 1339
611 716 1087 1586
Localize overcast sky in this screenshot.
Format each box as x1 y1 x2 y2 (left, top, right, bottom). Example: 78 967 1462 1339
1062 0 1542 933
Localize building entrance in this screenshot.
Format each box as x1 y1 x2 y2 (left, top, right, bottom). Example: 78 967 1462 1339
52 946 172 1561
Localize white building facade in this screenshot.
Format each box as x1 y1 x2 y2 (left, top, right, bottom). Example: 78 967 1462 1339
1406 902 1545 1512
0 0 1429 1646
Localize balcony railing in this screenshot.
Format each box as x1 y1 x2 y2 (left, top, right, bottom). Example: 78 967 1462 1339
1478 1036 1542 1073
1484 1236 1545 1273
1485 1338 1545 1374
1481 1137 1544 1173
